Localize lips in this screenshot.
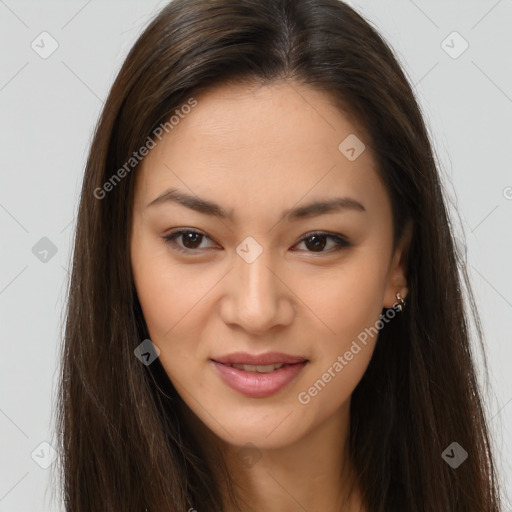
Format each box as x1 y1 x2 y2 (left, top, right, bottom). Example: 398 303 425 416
211 351 308 366
210 352 309 398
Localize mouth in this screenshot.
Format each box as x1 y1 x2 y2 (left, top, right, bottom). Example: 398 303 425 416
219 362 290 373
211 351 308 366
210 353 309 398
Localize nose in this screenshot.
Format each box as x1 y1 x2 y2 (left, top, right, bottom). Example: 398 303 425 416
220 248 295 335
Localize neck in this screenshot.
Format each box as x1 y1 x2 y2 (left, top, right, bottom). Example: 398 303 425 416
181 399 364 512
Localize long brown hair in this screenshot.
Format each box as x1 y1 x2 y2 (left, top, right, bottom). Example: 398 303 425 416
53 0 502 510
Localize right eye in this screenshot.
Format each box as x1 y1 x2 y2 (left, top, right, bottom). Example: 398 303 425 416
163 229 220 254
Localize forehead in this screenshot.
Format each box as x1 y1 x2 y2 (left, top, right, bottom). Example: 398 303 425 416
134 81 389 222
165 81 367 159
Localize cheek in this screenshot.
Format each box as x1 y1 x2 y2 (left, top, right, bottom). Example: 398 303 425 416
294 252 389 408
131 248 171 338
298 251 389 348
131 235 214 386
131 228 201 336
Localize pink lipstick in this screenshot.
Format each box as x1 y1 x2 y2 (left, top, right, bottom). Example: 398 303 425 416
211 352 308 398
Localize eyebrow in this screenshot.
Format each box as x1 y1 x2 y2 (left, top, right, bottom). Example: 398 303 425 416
146 188 366 221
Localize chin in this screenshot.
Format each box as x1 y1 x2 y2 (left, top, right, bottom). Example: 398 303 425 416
198 406 315 451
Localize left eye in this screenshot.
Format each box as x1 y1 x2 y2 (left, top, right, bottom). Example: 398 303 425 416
294 232 351 253
163 229 351 254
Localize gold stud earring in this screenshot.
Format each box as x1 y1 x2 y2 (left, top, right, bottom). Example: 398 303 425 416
396 292 406 312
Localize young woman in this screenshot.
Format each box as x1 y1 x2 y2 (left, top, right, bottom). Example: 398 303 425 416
54 0 502 510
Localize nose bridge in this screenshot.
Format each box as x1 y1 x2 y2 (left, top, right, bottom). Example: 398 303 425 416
238 241 276 306
228 237 291 332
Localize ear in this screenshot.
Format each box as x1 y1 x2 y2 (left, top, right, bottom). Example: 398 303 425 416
383 218 413 309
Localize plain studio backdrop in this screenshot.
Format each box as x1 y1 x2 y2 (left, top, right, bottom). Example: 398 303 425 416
0 0 511 510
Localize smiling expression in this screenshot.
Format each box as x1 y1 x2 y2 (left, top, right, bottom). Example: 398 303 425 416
130 80 408 449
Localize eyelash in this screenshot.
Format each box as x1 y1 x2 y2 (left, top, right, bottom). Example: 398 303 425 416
162 229 351 255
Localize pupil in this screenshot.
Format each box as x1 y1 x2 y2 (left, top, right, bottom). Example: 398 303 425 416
306 235 326 251
183 233 201 249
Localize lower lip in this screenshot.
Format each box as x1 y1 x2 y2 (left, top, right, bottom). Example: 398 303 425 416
211 360 308 398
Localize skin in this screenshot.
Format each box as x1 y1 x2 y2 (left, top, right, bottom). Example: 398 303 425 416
130 80 411 512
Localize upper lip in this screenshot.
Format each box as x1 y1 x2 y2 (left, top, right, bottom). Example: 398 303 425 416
211 352 308 365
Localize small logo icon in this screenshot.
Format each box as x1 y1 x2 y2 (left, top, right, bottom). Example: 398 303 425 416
236 442 262 468
441 31 469 59
31 31 59 59
236 236 263 264
338 134 366 161
31 441 58 469
442 442 468 468
134 339 160 366
32 237 58 263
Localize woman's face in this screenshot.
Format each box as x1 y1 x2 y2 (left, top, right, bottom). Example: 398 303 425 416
130 80 408 449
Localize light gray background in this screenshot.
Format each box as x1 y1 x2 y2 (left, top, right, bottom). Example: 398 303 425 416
1 0 511 510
